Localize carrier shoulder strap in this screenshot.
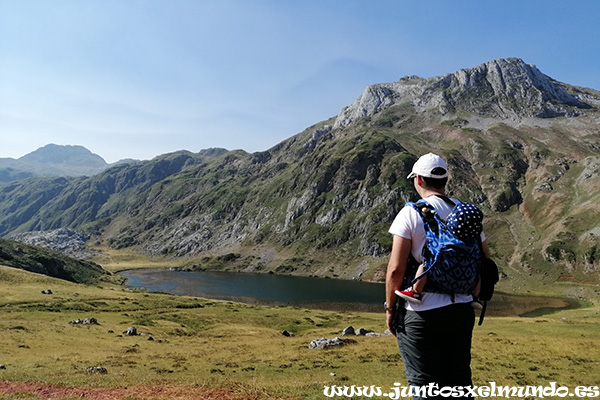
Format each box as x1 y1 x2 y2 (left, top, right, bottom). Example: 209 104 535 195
411 199 439 235
412 195 455 235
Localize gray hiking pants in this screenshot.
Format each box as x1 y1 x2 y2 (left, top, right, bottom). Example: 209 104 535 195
397 302 475 399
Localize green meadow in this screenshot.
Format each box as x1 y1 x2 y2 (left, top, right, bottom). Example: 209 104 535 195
0 264 599 400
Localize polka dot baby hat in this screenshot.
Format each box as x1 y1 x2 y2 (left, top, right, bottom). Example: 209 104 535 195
446 202 483 240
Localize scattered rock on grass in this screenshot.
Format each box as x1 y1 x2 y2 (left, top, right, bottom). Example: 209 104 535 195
125 327 137 336
355 328 372 336
309 337 355 349
0 364 6 370
69 318 98 325
342 326 393 337
281 330 295 337
86 366 107 374
341 326 355 336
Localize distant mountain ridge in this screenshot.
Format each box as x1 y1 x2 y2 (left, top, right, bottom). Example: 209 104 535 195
0 144 229 182
0 144 109 181
1 58 599 290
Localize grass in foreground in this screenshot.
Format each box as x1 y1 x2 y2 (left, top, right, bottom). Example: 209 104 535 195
0 265 599 400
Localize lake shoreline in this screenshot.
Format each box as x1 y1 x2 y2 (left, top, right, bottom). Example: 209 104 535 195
119 268 583 317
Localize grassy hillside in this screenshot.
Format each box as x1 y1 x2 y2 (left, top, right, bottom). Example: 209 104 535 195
0 238 109 284
0 265 598 400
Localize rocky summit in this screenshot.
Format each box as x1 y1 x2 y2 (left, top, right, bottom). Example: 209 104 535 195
0 58 599 288
334 58 589 129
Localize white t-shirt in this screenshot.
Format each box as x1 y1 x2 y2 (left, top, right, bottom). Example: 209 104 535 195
388 195 486 311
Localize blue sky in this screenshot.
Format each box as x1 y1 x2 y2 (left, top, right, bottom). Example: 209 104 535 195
1 0 599 163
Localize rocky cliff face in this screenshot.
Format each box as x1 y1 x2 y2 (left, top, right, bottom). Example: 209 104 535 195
1 58 599 285
12 229 96 259
334 58 589 129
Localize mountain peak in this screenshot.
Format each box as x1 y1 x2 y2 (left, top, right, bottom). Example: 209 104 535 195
0 144 108 180
448 58 587 112
19 144 107 166
334 57 595 128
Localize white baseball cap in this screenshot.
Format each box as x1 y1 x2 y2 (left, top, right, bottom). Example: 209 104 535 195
407 153 448 179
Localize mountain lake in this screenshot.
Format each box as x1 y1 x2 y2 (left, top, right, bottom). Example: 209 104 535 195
119 268 582 315
120 268 386 312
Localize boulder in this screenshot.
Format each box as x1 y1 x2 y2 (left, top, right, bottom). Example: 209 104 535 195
86 366 107 374
69 317 99 325
341 326 355 336
125 327 137 336
309 337 354 349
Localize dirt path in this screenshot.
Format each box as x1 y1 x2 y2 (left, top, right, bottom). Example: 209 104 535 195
0 381 262 400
